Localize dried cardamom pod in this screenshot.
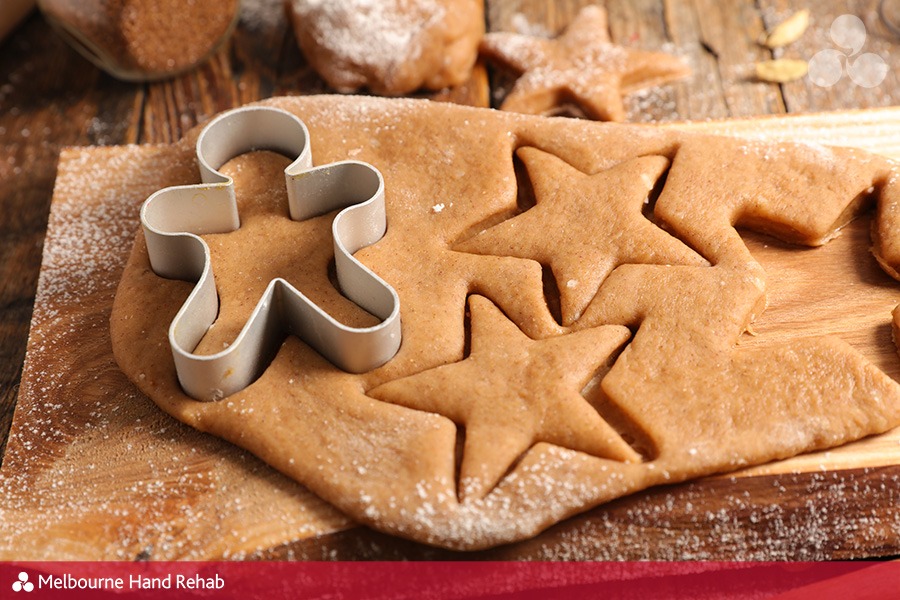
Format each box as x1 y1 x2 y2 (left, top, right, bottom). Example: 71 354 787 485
761 9 810 48
755 59 809 82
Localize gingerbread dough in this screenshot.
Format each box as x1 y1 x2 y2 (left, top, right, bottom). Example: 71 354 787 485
111 96 900 550
480 5 691 121
873 172 900 279
286 0 483 95
455 150 707 324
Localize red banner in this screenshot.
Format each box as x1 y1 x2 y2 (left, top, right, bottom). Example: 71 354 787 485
1 561 897 599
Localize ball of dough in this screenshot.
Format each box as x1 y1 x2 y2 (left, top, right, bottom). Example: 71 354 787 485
286 0 483 95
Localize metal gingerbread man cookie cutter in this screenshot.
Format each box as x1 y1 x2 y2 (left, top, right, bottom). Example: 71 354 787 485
140 106 401 401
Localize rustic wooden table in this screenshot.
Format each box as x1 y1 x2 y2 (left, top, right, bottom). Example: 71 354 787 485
1 0 899 559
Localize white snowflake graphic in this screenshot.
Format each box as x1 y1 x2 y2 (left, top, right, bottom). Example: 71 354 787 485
11 572 34 593
808 14 889 88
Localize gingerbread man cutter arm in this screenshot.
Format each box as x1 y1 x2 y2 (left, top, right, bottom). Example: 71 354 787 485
139 106 401 401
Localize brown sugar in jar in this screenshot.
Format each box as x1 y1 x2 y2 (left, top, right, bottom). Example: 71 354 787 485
37 0 240 81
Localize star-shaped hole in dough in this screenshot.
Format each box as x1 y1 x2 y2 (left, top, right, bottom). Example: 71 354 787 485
369 295 639 502
481 5 690 121
455 148 708 326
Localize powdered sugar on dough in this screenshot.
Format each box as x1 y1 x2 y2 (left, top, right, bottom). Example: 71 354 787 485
287 0 482 95
300 0 439 67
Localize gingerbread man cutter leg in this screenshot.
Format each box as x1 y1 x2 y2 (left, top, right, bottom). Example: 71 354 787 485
140 106 401 401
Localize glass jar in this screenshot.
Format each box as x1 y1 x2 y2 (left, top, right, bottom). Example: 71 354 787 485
37 0 241 82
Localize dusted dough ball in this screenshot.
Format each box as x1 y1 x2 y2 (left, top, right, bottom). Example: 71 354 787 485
286 0 483 95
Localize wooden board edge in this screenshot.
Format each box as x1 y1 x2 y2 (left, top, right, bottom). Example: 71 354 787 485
256 465 900 560
662 106 900 160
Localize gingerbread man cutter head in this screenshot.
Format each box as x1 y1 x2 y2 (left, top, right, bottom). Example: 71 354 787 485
140 106 401 401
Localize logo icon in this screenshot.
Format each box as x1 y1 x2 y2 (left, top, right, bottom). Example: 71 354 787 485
808 14 888 88
12 572 34 593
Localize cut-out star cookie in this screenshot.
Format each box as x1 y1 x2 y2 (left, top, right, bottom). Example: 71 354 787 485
370 295 638 501
455 148 708 325
481 5 690 121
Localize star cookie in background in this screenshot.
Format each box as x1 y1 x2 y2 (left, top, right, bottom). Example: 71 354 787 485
481 5 690 121
285 0 483 95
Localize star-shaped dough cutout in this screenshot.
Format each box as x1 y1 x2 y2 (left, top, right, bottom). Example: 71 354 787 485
481 5 690 121
369 295 638 501
455 148 708 326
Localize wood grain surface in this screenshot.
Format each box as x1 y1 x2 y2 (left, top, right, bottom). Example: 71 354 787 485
1 0 899 560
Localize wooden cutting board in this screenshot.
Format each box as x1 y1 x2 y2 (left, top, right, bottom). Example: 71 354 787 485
1 107 898 561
